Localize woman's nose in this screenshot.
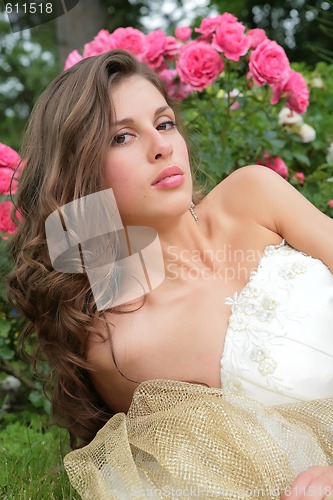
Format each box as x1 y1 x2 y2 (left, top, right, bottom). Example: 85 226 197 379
149 130 173 162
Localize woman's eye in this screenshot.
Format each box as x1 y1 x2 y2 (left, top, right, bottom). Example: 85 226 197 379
157 120 177 131
110 121 176 146
111 132 133 146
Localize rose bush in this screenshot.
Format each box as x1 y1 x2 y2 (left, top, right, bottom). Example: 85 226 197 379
0 143 38 414
63 13 332 216
65 17 309 117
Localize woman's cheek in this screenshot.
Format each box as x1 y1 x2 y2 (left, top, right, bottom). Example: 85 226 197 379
103 157 131 190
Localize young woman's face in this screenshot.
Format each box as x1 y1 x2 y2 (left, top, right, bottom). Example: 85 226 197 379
102 75 193 226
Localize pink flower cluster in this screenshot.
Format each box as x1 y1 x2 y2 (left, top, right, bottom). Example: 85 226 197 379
0 142 22 239
249 40 309 114
64 14 309 114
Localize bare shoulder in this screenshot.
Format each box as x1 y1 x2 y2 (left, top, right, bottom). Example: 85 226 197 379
209 165 279 232
216 164 276 200
222 164 274 184
214 165 333 272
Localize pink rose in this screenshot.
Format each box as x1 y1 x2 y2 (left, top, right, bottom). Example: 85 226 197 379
0 167 18 195
64 49 83 70
177 41 224 91
218 12 239 23
195 13 238 41
194 16 222 39
145 30 166 69
328 200 333 209
249 39 290 86
247 28 267 49
0 143 21 169
271 70 309 114
0 201 21 239
258 154 289 179
175 26 192 41
292 172 305 185
164 36 182 60
83 29 115 58
158 69 193 101
212 20 250 62
109 27 148 61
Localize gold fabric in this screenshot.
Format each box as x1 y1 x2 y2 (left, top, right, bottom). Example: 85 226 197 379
64 380 333 499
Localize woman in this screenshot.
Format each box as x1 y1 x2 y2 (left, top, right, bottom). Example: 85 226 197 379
7 50 333 498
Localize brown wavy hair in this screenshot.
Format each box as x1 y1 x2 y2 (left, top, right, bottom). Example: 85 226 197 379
5 50 206 449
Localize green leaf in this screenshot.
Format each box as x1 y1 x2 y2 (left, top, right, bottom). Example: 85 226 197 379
292 152 311 167
0 319 11 337
0 347 14 360
28 391 45 408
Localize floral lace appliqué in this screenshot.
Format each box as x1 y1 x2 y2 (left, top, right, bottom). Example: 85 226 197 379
256 294 278 322
279 261 308 280
250 347 277 375
221 239 310 395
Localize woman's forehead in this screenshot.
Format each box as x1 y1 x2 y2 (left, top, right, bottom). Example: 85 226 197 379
111 76 168 117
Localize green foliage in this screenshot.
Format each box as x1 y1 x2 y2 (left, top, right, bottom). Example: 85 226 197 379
101 0 149 32
0 416 79 498
291 61 333 211
0 238 49 420
0 17 59 150
315 0 333 63
0 238 23 365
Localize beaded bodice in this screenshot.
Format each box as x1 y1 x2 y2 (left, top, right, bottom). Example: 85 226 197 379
220 239 333 404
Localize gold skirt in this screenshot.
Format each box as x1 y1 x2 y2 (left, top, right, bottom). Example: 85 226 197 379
64 380 333 499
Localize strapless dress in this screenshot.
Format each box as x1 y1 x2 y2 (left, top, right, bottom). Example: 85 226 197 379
220 239 333 404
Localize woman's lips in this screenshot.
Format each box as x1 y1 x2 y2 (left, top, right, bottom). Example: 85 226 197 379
151 174 185 189
151 165 184 186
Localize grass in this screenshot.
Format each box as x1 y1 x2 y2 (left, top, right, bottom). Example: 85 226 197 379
0 415 80 499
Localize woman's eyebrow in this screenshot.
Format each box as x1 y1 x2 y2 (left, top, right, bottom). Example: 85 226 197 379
112 105 172 127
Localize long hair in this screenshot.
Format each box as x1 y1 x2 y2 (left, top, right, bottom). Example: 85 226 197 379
6 50 206 449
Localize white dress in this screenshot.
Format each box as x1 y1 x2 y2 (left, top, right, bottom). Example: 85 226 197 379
220 239 333 405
